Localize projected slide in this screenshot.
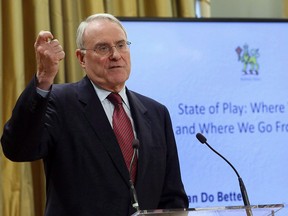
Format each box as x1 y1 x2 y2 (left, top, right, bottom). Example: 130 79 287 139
123 19 288 215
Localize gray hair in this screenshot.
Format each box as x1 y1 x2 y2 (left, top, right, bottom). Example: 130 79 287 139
76 13 127 49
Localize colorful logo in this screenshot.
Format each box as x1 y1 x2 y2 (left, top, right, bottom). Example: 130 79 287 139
235 44 260 75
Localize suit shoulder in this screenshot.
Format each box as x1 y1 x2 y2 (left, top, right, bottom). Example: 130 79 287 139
51 82 77 95
50 77 89 98
129 90 168 111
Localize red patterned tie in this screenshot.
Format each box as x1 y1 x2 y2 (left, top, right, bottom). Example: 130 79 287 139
107 93 137 183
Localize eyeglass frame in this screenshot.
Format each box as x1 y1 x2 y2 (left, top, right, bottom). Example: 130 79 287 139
80 40 131 56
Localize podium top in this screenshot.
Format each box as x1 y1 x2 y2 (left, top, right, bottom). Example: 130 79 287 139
131 204 284 216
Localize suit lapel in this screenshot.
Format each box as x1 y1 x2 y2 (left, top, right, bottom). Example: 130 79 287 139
76 77 130 186
126 90 152 187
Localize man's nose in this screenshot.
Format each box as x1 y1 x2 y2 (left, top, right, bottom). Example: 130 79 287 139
109 46 121 59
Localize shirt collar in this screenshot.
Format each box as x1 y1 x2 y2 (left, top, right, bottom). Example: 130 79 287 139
90 81 129 106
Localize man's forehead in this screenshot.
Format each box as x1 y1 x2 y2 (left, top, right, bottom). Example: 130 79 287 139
83 22 126 45
85 22 125 38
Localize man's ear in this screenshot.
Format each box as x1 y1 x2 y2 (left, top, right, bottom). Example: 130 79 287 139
75 49 85 67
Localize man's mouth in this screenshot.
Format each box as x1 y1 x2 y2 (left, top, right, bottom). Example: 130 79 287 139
109 65 122 69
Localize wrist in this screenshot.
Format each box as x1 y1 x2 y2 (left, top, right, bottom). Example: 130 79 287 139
36 74 53 90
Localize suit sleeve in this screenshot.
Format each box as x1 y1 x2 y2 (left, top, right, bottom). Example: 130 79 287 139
1 76 50 161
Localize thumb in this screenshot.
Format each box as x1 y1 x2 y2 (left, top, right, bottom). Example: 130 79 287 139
35 31 54 46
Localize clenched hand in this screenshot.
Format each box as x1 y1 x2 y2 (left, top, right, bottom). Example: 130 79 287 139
34 31 65 90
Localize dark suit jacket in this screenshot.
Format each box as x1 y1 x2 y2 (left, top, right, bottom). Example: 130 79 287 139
1 76 188 216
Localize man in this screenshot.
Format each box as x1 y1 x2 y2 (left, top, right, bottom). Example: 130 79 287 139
1 13 188 216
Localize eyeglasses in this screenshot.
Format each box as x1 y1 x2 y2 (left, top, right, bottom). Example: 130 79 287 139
81 40 131 56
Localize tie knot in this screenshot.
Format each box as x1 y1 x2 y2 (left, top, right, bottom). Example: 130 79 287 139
107 93 122 105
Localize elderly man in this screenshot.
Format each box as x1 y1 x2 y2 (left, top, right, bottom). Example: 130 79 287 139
1 13 188 216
